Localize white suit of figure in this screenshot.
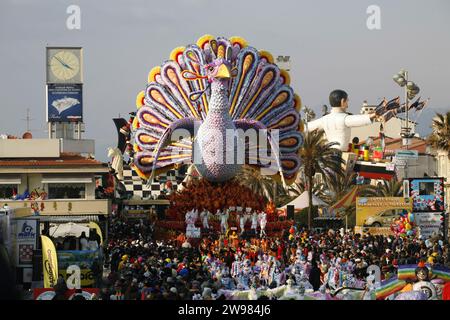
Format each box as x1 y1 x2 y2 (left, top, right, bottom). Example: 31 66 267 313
239 214 246 235
307 107 373 151
251 212 258 232
219 209 229 234
200 210 211 229
259 212 267 237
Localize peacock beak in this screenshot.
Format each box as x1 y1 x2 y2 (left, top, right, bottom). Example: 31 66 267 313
215 63 231 79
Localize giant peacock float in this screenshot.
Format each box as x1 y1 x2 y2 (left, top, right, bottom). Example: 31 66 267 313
123 35 304 236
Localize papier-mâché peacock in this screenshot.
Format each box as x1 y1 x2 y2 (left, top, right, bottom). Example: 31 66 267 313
130 35 304 185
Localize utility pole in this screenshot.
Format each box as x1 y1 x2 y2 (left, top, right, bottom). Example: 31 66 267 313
21 108 34 132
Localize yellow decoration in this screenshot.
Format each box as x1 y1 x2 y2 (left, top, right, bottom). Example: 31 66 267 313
294 94 302 112
169 46 185 62
197 34 215 49
259 50 274 64
136 90 145 109
229 36 248 48
147 66 161 83
279 69 291 85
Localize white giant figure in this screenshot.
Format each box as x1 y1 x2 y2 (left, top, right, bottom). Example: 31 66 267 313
307 90 380 151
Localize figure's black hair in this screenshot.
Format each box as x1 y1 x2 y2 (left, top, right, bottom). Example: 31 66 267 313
329 89 348 107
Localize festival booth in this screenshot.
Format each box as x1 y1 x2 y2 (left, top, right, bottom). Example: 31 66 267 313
281 191 327 212
315 186 359 230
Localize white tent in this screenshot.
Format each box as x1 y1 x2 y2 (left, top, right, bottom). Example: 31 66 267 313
49 222 90 238
281 191 327 210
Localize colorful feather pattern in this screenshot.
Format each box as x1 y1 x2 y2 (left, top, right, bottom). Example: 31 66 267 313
131 35 303 183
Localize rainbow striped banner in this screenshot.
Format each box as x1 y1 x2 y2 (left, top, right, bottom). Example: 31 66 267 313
431 266 450 282
375 277 406 300
397 265 417 280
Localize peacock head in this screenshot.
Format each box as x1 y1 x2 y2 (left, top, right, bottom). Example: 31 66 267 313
182 54 237 101
203 58 235 83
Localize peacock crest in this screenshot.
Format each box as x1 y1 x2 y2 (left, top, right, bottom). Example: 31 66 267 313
130 35 304 185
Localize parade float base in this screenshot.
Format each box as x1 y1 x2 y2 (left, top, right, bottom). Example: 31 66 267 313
154 220 294 240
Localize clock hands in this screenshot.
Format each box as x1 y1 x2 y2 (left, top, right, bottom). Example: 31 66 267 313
54 56 74 70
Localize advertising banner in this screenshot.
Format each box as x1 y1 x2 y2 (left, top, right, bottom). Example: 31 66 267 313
41 235 58 288
14 219 38 267
356 197 412 226
409 178 445 212
47 84 83 122
57 249 101 287
415 212 443 238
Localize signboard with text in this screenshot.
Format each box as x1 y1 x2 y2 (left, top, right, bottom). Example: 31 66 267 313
47 84 83 122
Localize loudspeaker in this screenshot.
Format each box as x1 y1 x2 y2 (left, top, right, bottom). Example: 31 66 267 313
287 205 295 219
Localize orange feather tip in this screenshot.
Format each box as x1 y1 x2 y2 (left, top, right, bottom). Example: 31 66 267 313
197 34 215 49
229 36 248 49
132 117 140 130
148 66 161 83
294 94 302 112
259 50 274 64
136 91 145 109
169 46 185 64
298 121 305 133
280 69 291 85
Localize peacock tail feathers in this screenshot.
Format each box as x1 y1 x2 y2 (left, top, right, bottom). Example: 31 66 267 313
131 35 303 183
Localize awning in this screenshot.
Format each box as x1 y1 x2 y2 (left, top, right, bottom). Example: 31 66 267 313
38 215 99 223
281 191 327 210
0 174 22 185
41 174 93 184
330 186 359 211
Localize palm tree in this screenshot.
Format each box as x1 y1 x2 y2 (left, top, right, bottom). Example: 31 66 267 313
237 165 277 201
299 128 345 229
428 111 450 158
360 178 403 197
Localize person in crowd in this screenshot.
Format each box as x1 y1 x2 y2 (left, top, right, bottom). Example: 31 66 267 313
79 232 89 251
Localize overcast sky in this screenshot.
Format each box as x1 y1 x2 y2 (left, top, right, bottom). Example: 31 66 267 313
1 0 449 161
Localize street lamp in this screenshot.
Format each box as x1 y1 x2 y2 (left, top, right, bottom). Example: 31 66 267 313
392 69 420 148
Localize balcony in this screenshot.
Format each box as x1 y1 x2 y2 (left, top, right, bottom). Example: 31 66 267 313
2 198 111 217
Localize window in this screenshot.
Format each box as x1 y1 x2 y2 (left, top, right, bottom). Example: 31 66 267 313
47 183 85 199
0 185 16 199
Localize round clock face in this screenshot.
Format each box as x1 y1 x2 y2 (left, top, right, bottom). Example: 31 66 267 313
50 51 80 81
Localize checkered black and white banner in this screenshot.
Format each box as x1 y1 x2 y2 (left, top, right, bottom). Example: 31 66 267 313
120 163 187 198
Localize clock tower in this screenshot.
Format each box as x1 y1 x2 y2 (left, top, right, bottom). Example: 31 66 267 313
46 47 83 139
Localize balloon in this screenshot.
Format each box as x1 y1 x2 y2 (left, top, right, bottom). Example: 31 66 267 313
408 213 414 223
405 223 411 231
407 230 413 236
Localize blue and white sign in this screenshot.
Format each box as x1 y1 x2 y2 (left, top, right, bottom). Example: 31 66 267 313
47 84 83 122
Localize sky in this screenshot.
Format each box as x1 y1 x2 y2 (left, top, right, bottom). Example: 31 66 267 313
1 0 449 161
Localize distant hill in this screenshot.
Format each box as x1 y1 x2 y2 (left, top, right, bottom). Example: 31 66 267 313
414 106 449 137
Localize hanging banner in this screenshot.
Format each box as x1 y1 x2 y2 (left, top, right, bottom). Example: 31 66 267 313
41 235 58 288
47 84 83 122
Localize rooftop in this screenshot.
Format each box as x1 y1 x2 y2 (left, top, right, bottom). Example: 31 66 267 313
0 153 106 167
